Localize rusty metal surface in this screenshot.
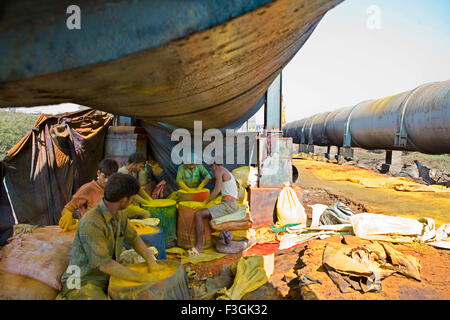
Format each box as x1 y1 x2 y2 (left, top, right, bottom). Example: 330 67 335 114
283 80 450 154
249 186 303 228
0 0 344 129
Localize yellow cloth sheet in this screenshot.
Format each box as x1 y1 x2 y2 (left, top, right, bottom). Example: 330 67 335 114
180 248 226 265
216 254 274 300
304 160 449 193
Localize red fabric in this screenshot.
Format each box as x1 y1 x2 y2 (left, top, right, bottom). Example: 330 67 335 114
242 242 279 257
151 180 167 199
222 195 238 202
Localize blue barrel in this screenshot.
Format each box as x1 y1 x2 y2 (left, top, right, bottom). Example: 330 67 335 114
124 226 166 260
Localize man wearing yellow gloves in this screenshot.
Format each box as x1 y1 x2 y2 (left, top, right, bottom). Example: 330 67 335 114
59 158 149 232
58 173 163 300
168 154 212 201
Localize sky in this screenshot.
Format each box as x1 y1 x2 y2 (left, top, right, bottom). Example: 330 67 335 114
13 0 450 122
282 0 450 122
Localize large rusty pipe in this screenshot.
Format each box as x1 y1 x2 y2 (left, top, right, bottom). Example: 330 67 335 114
283 80 450 154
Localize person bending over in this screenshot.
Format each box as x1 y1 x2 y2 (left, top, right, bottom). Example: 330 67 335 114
168 153 212 201
57 173 163 300
59 158 149 232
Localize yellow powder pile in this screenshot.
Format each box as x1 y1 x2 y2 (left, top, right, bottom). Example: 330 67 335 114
143 199 176 207
129 222 159 235
113 263 177 287
178 197 221 210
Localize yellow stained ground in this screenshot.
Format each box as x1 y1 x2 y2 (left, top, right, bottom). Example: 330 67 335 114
294 159 450 227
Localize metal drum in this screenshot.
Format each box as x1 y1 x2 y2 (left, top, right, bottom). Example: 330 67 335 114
142 200 177 247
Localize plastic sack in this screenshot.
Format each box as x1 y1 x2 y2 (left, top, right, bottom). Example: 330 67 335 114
212 205 248 224
231 166 251 188
319 202 355 225
350 212 425 242
276 183 306 226
216 254 274 300
108 261 190 300
176 202 213 249
0 226 74 290
210 211 253 231
0 272 59 300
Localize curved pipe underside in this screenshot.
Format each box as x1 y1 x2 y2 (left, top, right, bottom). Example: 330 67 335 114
0 0 343 129
283 80 450 155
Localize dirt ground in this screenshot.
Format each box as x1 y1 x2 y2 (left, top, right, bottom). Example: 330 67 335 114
2 155 447 300
297 235 450 300
186 158 450 300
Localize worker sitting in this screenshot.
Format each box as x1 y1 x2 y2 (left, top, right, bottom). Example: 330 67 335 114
59 158 150 232
57 173 164 300
144 159 167 199
168 154 212 201
118 152 154 205
187 162 238 256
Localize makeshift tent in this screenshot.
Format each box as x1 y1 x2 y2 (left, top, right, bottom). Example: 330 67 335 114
141 118 260 194
2 109 113 226
0 89 261 230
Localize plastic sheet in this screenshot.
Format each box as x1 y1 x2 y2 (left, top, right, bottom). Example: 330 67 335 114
0 226 74 290
108 261 190 300
216 254 274 300
276 183 307 226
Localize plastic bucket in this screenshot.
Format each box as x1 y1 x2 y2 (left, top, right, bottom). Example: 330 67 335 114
178 189 210 202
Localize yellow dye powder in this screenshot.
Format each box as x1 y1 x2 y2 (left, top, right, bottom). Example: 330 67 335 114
294 159 450 226
304 161 383 181
143 199 176 207
178 197 221 210
178 188 209 194
112 263 177 287
129 222 159 235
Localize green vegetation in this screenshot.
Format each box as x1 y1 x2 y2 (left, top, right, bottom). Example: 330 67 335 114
0 110 39 160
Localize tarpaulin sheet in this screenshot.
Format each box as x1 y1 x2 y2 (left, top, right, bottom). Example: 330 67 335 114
140 118 260 194
2 109 113 225
0 161 15 245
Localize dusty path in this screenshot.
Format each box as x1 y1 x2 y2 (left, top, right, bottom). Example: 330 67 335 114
293 159 450 226
183 159 450 300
